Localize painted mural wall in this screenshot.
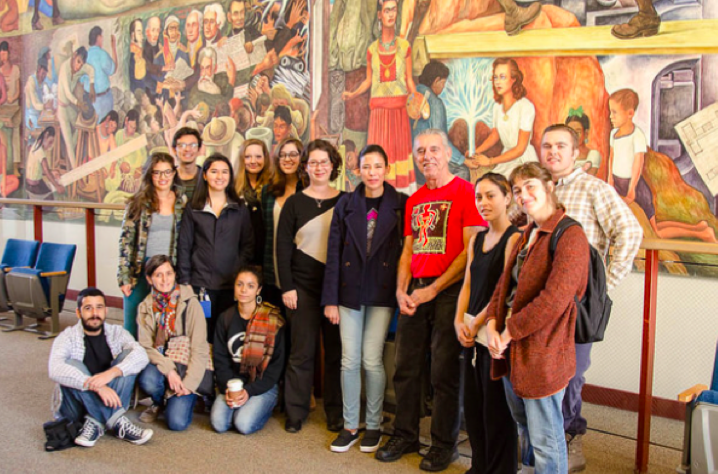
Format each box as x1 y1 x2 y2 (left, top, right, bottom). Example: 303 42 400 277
0 0 310 220
317 0 718 277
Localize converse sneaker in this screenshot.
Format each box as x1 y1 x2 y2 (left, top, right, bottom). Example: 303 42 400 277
113 415 153 445
330 429 360 453
360 429 382 453
139 404 160 423
74 417 105 447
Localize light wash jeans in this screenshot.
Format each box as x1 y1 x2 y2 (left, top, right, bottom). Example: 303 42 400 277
338 305 393 430
210 385 278 435
503 376 567 474
59 350 135 429
138 363 198 431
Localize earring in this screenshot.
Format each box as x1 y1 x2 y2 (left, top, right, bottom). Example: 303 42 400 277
256 295 262 305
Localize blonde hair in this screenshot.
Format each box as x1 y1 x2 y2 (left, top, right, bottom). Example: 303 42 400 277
235 139 274 200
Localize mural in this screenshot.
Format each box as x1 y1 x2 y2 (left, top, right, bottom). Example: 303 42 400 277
0 0 310 222
319 0 718 276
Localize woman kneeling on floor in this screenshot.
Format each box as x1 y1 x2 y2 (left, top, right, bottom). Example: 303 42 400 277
137 254 210 431
211 266 286 435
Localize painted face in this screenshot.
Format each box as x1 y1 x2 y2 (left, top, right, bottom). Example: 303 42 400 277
609 99 632 129
148 261 176 294
43 135 55 151
567 121 586 145
512 177 550 219
133 21 144 44
147 18 161 45
166 23 181 43
540 129 578 179
414 133 449 181
431 77 447 96
204 160 231 192
71 54 84 74
379 0 398 30
200 56 215 79
151 161 176 193
273 117 290 143
475 178 510 223
95 34 104 48
360 152 387 194
37 67 48 84
230 1 246 29
106 119 118 135
345 150 357 170
234 271 261 305
277 142 301 175
204 11 219 40
244 144 266 177
0 50 8 62
77 295 106 332
125 119 137 137
305 149 332 185
175 134 200 164
492 64 514 98
186 13 200 43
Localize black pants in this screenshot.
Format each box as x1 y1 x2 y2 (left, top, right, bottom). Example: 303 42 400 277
194 286 235 344
393 280 463 450
284 287 342 423
463 344 517 474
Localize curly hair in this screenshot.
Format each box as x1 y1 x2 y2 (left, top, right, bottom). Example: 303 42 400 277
299 139 343 185
492 58 527 103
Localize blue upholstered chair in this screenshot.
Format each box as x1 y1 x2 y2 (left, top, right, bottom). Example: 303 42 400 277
678 341 718 474
0 239 40 314
3 242 76 339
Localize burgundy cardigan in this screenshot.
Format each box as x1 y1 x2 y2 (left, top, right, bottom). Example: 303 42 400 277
486 209 589 399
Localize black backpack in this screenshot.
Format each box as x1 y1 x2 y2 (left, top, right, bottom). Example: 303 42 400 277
549 216 612 344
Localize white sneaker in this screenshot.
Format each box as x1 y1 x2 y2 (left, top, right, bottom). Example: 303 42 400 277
75 417 105 447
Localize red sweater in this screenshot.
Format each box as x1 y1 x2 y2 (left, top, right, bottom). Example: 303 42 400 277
486 209 589 399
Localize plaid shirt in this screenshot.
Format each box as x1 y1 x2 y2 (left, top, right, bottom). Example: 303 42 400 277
555 169 643 292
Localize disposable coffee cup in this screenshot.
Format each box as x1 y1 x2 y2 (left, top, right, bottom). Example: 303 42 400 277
227 379 244 399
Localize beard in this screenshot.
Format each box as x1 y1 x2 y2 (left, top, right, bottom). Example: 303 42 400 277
81 316 104 332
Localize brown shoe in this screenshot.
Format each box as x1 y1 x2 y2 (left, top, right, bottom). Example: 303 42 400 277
502 1 541 37
611 12 660 39
52 16 65 26
32 19 43 30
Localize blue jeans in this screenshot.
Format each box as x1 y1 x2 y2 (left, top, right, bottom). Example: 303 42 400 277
138 363 197 431
59 350 135 428
210 385 278 435
563 342 592 436
123 272 150 338
338 305 393 430
503 376 567 474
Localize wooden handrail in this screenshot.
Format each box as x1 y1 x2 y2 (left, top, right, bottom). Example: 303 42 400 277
640 238 718 256
0 198 124 211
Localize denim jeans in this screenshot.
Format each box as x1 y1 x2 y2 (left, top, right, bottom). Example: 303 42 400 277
503 376 567 474
392 280 463 450
138 363 198 431
563 342 592 436
123 273 150 338
338 305 393 430
210 385 278 435
59 350 135 428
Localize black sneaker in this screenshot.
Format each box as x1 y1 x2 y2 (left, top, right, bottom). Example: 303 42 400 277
419 446 459 472
112 415 153 445
330 429 359 452
74 417 104 447
326 417 344 432
360 429 382 453
285 418 302 433
375 435 420 462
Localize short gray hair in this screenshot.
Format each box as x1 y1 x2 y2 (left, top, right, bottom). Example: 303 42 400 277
187 9 203 27
204 3 226 30
414 128 451 154
197 46 217 69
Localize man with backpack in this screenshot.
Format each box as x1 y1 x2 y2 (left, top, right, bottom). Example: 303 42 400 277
539 124 642 472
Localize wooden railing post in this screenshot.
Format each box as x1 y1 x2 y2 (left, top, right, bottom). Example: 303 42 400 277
33 205 43 242
85 208 96 288
636 249 659 473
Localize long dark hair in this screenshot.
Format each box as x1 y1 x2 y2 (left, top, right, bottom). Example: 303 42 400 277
269 137 303 197
33 126 55 152
126 153 181 221
492 58 527 103
191 153 242 210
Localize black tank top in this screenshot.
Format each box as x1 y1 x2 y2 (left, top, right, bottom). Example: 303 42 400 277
467 226 520 315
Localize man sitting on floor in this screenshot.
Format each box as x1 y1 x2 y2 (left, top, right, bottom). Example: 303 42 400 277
48 287 153 447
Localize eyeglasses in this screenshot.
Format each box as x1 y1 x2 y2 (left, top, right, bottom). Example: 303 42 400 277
176 143 199 150
307 159 331 168
279 151 300 160
151 169 176 177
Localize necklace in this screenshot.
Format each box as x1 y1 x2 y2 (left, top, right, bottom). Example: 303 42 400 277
379 50 398 79
314 197 324 208
380 36 396 51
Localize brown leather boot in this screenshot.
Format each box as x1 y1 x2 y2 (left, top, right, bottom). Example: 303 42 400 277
611 9 660 39
497 0 542 36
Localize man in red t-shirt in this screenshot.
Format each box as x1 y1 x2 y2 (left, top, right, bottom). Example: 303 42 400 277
376 129 484 471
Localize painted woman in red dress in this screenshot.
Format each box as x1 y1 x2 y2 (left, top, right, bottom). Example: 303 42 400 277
342 0 417 193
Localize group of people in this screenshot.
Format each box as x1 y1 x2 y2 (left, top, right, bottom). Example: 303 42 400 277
48 116 642 473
